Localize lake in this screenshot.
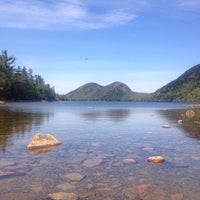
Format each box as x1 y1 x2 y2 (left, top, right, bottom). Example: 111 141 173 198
0 101 200 200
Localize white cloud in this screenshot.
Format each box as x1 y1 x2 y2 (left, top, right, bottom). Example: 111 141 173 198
1 0 198 30
177 0 200 9
0 0 140 30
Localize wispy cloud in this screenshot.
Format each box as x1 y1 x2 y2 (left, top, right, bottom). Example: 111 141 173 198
0 0 198 30
177 0 200 10
0 0 140 30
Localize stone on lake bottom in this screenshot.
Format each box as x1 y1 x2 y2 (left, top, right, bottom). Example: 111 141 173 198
63 173 85 181
112 162 124 167
27 133 61 150
142 147 154 152
47 192 79 200
123 158 137 164
123 184 166 200
186 110 195 118
147 156 165 164
82 158 103 168
56 183 76 191
79 191 97 199
162 124 171 128
91 143 101 147
0 171 16 178
178 120 183 124
171 193 184 200
0 101 6 105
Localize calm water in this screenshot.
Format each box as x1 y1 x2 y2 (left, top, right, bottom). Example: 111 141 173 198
0 101 200 200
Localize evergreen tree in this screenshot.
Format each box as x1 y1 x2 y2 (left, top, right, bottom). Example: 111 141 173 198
0 50 56 101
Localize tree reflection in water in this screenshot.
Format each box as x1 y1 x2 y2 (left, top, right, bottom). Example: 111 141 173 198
158 108 200 140
0 108 52 153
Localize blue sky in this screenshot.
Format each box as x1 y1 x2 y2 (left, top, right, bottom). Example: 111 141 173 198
1 0 200 94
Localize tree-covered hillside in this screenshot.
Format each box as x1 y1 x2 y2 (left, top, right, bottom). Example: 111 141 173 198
62 64 200 102
153 64 200 102
63 81 152 101
0 50 56 101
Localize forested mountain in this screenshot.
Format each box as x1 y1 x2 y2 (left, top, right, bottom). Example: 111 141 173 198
2 49 200 102
63 83 103 100
0 50 56 101
63 81 151 101
63 64 200 102
153 64 200 102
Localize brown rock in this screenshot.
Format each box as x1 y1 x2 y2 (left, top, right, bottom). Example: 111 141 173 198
63 173 85 181
171 193 184 200
162 124 171 128
123 158 137 164
31 184 42 193
47 192 79 200
27 133 61 150
0 171 16 178
91 143 101 147
82 158 103 168
142 147 154 152
178 120 183 124
87 184 94 190
0 101 6 105
79 192 97 199
123 184 166 200
112 162 124 167
56 183 76 191
147 156 165 164
186 110 195 118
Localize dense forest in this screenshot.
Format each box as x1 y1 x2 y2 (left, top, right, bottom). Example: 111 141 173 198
153 64 200 102
0 50 56 101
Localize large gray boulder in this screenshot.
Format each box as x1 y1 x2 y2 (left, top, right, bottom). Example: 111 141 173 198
27 133 61 150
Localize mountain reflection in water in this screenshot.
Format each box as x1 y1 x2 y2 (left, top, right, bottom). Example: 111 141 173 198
81 109 131 122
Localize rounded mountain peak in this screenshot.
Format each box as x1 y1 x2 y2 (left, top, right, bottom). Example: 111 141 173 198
107 82 132 92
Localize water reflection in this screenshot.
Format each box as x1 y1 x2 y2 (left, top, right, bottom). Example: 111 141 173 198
81 109 131 122
0 108 53 153
0 102 200 200
28 145 60 155
158 108 200 140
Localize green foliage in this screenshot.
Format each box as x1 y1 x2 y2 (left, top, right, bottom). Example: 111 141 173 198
0 50 56 101
62 64 200 102
153 64 200 102
62 82 152 101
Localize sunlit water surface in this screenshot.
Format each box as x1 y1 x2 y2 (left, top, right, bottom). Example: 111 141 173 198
0 101 200 200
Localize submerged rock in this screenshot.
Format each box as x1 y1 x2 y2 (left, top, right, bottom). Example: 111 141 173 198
186 110 195 118
63 173 85 181
56 182 76 191
27 133 61 150
0 171 16 178
0 101 6 105
82 158 103 168
47 192 79 200
162 124 171 128
171 193 184 200
123 158 137 164
178 120 183 124
147 156 165 164
123 184 166 200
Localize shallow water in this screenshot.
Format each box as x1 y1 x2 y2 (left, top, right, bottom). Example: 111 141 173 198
0 101 200 200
